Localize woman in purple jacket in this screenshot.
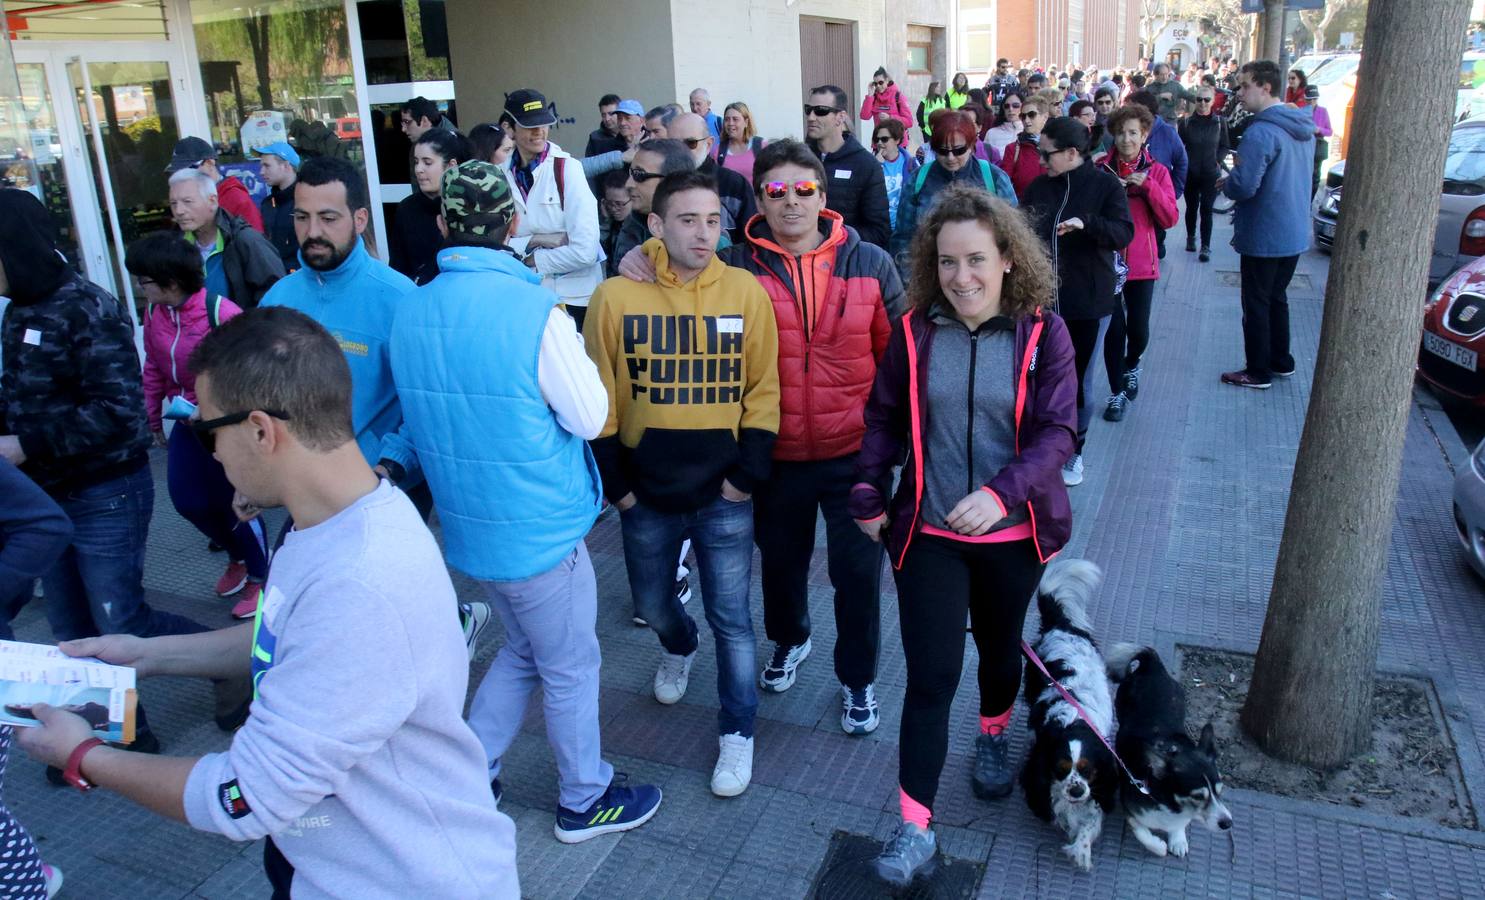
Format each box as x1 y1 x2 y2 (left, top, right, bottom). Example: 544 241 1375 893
849 185 1077 888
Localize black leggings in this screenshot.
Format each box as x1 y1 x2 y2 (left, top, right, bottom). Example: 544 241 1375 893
1105 279 1156 394
1062 316 1107 453
1185 171 1220 249
895 535 1045 810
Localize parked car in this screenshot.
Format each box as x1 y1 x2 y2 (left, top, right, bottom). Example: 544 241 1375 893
1419 254 1485 404
1453 436 1485 579
1315 119 1485 284
1291 53 1342 78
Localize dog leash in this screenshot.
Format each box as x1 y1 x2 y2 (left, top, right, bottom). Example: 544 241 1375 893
1020 638 1150 796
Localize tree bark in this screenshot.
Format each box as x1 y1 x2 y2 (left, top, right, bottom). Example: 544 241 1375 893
1239 0 1473 767
1262 0 1286 60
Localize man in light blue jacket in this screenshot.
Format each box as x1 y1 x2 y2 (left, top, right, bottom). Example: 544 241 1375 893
1220 59 1316 390
385 161 662 844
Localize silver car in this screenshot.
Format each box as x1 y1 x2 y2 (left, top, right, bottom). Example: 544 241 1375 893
1315 119 1485 284
1454 438 1485 580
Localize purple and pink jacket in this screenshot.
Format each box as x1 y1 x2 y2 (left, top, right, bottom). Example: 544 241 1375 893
849 306 1078 567
860 84 914 130
142 289 243 433
1097 148 1179 281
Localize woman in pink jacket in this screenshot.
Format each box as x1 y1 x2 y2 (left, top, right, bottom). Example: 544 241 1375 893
126 231 269 617
861 67 914 131
1097 104 1178 423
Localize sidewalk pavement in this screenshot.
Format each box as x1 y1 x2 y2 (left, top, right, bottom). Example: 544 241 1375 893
9 211 1485 899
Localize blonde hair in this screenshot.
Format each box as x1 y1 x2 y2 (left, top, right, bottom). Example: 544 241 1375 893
907 185 1056 320
1035 87 1065 109
723 101 756 142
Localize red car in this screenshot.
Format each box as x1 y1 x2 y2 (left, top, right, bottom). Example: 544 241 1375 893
1420 254 1485 403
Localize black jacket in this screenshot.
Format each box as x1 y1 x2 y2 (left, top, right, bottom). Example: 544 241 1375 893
810 133 891 250
1021 161 1134 321
585 129 626 158
217 209 286 308
1178 113 1231 180
700 157 757 246
389 191 444 285
259 183 299 271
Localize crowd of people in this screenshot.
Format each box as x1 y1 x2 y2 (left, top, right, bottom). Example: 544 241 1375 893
0 53 1318 896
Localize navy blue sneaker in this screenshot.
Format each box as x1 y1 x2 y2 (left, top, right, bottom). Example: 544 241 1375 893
554 777 662 844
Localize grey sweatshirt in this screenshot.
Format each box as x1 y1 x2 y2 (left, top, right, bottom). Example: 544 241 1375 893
922 308 1029 533
184 481 518 899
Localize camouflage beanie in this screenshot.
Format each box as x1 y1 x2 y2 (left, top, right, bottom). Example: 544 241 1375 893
441 160 515 238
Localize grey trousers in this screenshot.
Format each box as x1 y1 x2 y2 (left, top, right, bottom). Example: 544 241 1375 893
466 541 613 811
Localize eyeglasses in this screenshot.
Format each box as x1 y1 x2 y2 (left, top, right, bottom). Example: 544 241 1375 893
191 409 291 454
1196 97 1215 104
804 105 842 118
934 144 971 157
761 180 820 200
629 167 665 183
1021 111 1040 121
873 81 887 89
679 137 709 149
1038 147 1065 161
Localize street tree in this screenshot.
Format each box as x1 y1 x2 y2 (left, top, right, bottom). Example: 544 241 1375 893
1299 0 1358 53
1239 0 1473 766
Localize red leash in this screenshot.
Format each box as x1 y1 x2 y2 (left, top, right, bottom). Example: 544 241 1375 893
1021 638 1150 796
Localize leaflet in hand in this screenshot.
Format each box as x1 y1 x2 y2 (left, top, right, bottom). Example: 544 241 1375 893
0 640 137 743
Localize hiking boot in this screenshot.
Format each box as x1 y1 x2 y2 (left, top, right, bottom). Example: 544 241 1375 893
555 776 663 843
841 683 880 735
653 650 695 705
1122 365 1142 400
460 599 493 660
1185 236 1197 252
711 733 754 797
1199 246 1211 262
1062 454 1084 487
1221 369 1272 390
1103 393 1127 422
973 731 1015 799
215 561 249 597
758 638 812 693
869 822 938 888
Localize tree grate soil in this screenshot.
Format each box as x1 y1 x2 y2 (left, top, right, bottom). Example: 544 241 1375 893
1177 646 1477 830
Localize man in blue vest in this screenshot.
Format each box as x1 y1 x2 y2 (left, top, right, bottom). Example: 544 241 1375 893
384 160 662 843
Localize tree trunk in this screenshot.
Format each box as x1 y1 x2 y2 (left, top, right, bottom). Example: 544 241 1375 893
243 14 273 111
1262 0 1286 60
1238 0 1473 767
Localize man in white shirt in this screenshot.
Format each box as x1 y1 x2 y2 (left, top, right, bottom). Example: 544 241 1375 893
384 160 662 843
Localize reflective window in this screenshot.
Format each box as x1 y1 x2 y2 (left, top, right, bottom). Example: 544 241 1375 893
358 0 452 85
5 0 168 42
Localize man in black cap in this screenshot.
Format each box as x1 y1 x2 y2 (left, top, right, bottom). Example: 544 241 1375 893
499 88 604 331
166 136 264 234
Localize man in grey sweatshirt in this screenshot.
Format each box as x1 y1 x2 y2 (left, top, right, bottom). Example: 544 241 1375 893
16 307 518 899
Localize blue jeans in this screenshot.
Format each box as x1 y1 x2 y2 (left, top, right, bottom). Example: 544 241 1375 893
620 494 758 738
42 465 207 641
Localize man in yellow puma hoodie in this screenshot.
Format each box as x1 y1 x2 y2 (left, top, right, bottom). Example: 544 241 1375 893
585 170 779 798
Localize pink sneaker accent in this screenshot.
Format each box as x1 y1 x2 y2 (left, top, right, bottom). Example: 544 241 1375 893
215 561 249 597
980 708 1013 735
43 863 63 899
231 585 262 620
899 787 932 829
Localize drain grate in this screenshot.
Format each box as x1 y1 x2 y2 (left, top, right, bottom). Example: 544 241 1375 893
810 830 986 899
1217 271 1314 293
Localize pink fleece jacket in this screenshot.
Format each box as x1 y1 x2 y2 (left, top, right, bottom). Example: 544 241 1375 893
142 289 243 432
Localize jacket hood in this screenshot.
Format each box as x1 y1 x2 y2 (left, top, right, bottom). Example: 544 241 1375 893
811 132 871 162
743 207 849 260
1254 104 1318 140
0 188 72 304
643 236 727 291
216 207 256 240
434 244 540 284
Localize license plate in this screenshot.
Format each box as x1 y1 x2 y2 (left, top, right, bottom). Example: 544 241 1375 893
1424 330 1478 370
1316 221 1335 238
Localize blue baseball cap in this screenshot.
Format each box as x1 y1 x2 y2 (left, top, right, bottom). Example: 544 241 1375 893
252 141 300 167
615 99 644 117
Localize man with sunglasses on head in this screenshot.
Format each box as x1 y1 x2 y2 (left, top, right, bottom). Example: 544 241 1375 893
585 171 780 798
18 306 520 899
668 112 757 246
805 85 891 250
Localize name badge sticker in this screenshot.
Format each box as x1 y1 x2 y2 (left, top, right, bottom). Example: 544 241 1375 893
716 317 744 334
834 169 852 180
23 329 41 346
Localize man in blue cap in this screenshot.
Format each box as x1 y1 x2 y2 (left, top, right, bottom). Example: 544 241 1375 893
254 142 301 271
615 99 646 149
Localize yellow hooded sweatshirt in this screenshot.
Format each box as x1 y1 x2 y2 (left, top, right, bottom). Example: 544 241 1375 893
584 237 781 513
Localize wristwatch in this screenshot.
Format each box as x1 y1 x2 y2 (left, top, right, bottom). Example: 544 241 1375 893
64 737 105 792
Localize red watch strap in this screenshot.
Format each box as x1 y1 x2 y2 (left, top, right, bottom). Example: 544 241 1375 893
64 737 105 792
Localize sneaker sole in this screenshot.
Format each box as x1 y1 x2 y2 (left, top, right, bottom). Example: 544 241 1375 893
654 679 688 704
841 713 880 735
553 793 662 844
870 852 940 888
216 576 248 598
972 778 1015 800
1222 379 1271 390
1062 473 1084 487
632 616 648 627
710 777 750 798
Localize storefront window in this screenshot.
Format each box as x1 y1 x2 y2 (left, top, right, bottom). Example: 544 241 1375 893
359 0 452 85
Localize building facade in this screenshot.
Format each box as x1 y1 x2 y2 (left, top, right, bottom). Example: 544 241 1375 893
959 0 1139 77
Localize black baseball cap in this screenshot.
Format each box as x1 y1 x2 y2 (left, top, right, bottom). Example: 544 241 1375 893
165 136 216 173
503 88 557 128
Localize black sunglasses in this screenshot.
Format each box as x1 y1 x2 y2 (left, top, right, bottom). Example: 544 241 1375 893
804 104 842 117
629 167 664 183
192 409 291 454
874 134 895 143
1038 147 1064 161
934 144 971 157
679 137 709 149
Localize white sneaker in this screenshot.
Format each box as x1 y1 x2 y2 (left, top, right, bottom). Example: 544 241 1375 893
1062 453 1084 487
758 637 812 692
711 733 754 797
653 650 695 705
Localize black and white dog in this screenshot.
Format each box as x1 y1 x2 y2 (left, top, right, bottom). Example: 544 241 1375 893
1019 559 1117 871
1106 645 1234 858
